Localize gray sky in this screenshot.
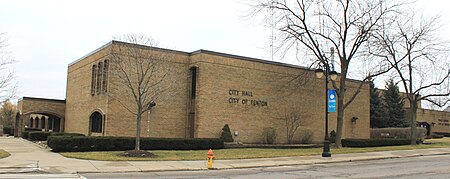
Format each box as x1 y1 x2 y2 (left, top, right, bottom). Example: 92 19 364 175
0 0 449 102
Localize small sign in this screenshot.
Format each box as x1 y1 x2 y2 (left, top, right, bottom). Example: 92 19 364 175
328 89 337 113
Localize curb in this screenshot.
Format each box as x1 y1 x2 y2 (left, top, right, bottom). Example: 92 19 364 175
74 151 450 174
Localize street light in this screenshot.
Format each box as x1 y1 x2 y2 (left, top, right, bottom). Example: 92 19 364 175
315 60 338 158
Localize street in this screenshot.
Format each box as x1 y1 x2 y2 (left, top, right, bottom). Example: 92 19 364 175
79 154 450 179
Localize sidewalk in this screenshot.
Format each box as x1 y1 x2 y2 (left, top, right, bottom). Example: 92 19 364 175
1 137 450 174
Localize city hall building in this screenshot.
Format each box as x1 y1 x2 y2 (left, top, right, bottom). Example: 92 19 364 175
14 41 449 143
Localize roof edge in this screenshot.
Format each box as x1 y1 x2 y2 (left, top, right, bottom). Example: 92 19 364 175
19 97 66 103
68 41 113 67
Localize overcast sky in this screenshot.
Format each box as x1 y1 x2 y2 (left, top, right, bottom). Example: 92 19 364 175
0 0 449 102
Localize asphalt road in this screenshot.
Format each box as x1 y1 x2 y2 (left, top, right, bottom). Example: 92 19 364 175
81 154 450 179
2 154 450 179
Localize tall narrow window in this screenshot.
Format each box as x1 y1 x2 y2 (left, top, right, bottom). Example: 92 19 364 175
91 65 97 95
96 62 103 95
190 67 197 99
102 60 108 93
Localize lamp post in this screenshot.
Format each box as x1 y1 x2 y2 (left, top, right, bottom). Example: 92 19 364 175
315 59 338 158
146 101 156 137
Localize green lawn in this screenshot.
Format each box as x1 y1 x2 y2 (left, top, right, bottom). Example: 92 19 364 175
0 149 10 159
60 138 450 161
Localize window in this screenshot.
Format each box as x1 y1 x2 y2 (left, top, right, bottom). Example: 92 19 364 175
190 67 197 99
91 60 109 96
91 65 97 95
102 60 108 92
90 112 103 133
96 62 103 95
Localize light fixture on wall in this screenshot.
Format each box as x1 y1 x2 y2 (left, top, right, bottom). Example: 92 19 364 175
352 117 359 124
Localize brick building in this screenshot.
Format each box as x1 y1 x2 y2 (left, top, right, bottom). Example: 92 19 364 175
18 40 375 143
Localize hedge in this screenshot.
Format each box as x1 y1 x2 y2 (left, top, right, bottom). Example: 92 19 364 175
50 132 85 137
28 131 52 141
21 131 30 139
370 127 427 140
342 138 421 147
3 126 14 135
25 128 43 132
47 136 225 152
433 132 450 137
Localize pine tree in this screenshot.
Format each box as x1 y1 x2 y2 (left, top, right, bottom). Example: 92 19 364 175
383 79 408 127
369 79 385 128
220 124 233 142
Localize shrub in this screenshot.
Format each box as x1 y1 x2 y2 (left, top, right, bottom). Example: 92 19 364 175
25 128 43 132
342 138 422 147
370 127 427 140
28 131 52 141
47 136 224 152
300 130 313 144
21 131 29 139
3 126 13 135
430 133 444 139
330 130 336 143
433 132 450 137
50 132 85 136
220 124 233 142
262 127 277 144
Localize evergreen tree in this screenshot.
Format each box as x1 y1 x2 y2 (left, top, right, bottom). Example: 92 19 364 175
220 124 233 142
383 79 408 127
369 79 385 128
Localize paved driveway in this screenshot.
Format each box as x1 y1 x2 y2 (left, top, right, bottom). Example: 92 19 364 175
0 137 97 173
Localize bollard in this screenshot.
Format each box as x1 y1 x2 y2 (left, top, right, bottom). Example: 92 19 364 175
207 149 214 169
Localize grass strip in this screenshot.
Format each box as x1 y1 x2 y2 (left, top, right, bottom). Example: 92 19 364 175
60 138 450 161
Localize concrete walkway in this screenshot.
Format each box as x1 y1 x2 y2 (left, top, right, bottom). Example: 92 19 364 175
1 137 450 174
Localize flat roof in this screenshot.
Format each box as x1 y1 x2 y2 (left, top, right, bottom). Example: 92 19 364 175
19 97 66 103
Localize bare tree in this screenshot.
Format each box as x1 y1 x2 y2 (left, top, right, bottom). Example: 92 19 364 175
253 0 398 147
0 33 16 100
280 108 309 144
370 11 450 144
109 35 179 151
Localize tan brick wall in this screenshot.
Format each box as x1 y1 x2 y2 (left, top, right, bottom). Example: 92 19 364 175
65 45 110 135
64 42 371 143
414 108 450 134
191 53 370 143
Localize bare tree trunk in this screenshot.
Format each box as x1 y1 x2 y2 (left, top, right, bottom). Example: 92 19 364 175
135 113 142 151
409 101 417 145
335 72 347 148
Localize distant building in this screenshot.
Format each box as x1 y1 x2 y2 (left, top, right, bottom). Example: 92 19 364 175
17 40 375 143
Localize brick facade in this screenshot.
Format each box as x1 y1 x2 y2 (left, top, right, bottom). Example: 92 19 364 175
59 41 371 143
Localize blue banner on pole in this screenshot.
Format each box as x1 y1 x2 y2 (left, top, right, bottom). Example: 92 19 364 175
328 89 337 113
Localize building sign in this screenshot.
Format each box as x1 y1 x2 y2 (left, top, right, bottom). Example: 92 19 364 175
228 89 268 107
328 89 336 113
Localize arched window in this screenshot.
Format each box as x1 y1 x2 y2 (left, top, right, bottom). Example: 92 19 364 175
40 116 46 129
90 112 103 133
91 65 97 95
29 118 34 128
34 118 39 128
102 60 108 93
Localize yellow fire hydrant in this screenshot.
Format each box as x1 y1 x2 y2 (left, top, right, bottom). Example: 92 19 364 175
207 149 214 169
